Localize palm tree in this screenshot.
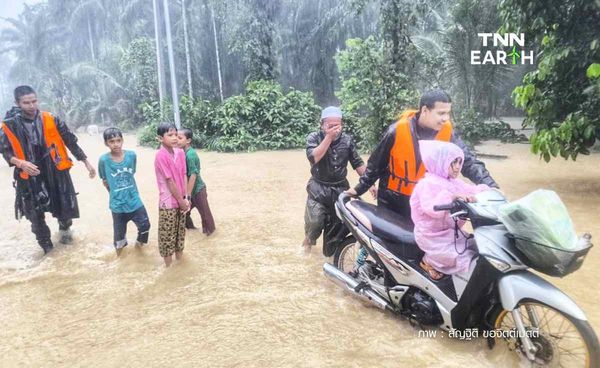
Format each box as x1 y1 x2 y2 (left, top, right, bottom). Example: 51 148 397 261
62 62 132 127
68 0 107 64
0 4 62 82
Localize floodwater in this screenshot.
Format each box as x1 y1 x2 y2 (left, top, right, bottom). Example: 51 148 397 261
0 135 599 367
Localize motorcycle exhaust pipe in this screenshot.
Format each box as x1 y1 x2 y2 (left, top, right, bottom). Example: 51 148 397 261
323 263 392 311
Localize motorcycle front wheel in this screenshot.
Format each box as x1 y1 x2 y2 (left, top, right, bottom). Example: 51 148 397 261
492 301 599 367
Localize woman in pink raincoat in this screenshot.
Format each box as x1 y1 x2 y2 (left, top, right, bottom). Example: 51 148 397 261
410 140 490 280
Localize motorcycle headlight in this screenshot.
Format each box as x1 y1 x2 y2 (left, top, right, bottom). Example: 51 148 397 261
484 256 511 272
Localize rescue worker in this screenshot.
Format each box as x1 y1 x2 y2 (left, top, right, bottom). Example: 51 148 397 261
303 106 375 255
346 89 498 218
1 85 96 254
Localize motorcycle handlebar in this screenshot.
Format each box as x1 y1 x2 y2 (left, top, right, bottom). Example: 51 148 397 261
433 203 455 211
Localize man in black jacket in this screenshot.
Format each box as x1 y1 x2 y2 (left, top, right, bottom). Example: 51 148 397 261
303 106 375 255
346 90 498 218
1 86 96 254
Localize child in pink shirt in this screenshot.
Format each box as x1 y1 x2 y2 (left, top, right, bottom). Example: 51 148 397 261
154 122 190 267
410 140 489 280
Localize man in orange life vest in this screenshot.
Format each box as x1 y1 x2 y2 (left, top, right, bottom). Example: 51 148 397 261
346 90 498 218
1 86 96 254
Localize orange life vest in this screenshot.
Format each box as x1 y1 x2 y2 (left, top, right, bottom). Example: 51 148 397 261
1 111 73 180
387 110 453 196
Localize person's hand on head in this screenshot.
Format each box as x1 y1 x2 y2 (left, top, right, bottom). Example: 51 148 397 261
325 122 340 140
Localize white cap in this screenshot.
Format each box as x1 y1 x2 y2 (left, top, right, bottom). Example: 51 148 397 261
320 106 342 120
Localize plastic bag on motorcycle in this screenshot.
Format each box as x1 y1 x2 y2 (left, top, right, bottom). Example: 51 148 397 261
498 189 593 277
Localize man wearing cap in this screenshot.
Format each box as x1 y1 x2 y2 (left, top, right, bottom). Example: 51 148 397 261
303 106 373 255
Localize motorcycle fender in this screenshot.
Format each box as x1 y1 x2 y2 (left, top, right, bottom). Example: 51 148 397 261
498 271 587 321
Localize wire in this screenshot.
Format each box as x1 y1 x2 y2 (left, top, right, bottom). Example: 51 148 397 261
453 217 473 255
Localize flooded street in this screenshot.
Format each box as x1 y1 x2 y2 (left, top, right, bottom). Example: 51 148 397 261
1 135 599 367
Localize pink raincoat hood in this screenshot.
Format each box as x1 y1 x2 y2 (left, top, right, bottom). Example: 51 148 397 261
418 140 464 178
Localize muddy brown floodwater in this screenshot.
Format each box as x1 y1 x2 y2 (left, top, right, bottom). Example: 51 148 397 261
0 135 599 367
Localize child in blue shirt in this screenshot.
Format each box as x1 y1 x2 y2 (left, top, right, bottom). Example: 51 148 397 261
98 128 150 255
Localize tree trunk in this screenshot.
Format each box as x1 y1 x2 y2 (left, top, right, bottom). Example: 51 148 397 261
152 0 167 113
87 16 96 63
210 5 224 103
182 0 193 99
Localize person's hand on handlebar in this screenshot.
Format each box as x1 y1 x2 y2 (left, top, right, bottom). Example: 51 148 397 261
368 186 377 199
453 194 477 203
345 188 358 197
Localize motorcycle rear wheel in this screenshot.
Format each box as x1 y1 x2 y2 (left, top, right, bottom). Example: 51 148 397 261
333 236 360 274
492 301 599 367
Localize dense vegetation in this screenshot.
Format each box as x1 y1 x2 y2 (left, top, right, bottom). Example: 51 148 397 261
500 0 600 161
1 0 596 155
138 81 321 152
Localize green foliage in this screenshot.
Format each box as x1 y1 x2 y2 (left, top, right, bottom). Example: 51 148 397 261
137 99 170 148
120 38 158 104
454 109 527 147
137 120 159 149
224 0 280 82
138 81 321 152
378 0 425 74
336 37 419 150
500 0 600 161
440 0 518 116
587 63 600 79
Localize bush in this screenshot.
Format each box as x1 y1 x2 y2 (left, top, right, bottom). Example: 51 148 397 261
336 37 419 151
137 120 159 148
454 109 528 147
137 81 321 152
209 81 320 151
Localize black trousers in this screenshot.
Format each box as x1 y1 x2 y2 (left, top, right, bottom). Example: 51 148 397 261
28 211 72 248
111 206 150 249
377 191 412 221
304 178 350 257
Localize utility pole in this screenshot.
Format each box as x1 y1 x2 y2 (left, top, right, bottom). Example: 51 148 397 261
152 0 167 117
162 0 181 128
210 6 224 103
182 0 193 99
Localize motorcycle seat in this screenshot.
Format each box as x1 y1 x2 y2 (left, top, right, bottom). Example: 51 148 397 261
346 200 417 246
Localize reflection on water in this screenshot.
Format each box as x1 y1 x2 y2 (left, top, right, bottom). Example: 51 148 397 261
0 136 598 367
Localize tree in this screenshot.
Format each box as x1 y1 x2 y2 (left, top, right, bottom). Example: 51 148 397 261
336 37 418 150
225 0 280 82
500 0 600 161
0 3 72 116
120 38 159 105
68 0 106 63
62 62 133 127
378 0 424 74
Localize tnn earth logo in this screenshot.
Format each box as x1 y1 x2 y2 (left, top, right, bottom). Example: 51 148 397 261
471 33 535 65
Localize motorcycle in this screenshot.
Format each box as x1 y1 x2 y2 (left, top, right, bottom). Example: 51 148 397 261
324 189 599 367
